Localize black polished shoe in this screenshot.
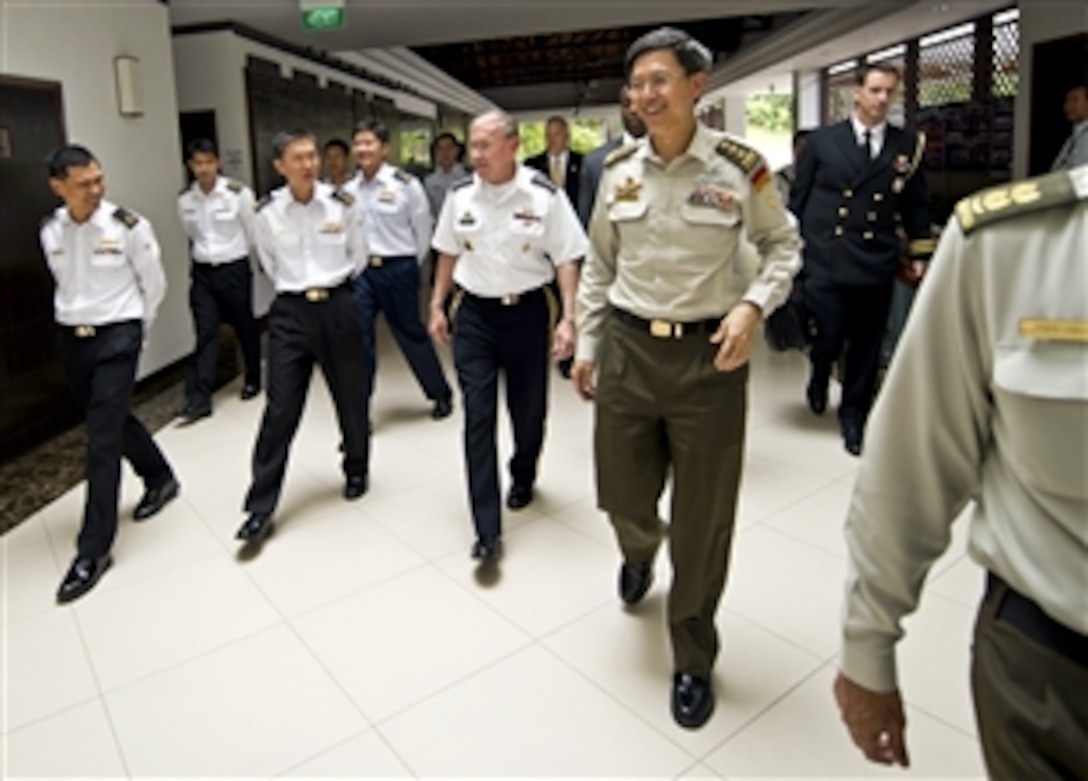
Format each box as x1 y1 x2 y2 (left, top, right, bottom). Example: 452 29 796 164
236 513 274 542
672 673 715 729
471 536 503 561
57 554 113 604
506 484 534 510
177 404 212 425
842 421 864 457
344 475 368 500
619 561 654 605
240 384 261 401
806 380 827 415
133 477 180 520
432 397 453 420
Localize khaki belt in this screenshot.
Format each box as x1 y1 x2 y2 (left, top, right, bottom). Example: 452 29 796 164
612 308 722 339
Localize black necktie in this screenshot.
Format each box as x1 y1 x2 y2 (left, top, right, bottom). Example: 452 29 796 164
860 130 872 163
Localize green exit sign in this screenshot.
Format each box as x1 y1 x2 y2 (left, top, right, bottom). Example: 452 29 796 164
301 7 345 30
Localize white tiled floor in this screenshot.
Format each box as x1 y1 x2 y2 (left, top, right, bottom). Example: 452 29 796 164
1 335 987 778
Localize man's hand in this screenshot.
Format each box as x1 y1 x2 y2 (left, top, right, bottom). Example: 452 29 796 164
553 320 575 361
571 360 596 401
833 672 910 768
710 301 761 372
428 305 450 346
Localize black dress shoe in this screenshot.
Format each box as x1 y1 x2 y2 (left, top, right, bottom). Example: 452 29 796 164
619 561 654 605
177 404 212 425
806 380 827 415
133 477 180 520
506 484 533 510
240 384 261 400
344 475 368 500
672 673 715 729
57 554 113 604
432 397 453 420
842 421 864 456
236 514 274 542
471 536 503 561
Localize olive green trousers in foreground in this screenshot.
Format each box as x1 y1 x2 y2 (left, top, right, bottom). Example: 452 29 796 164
972 576 1088 779
594 314 747 676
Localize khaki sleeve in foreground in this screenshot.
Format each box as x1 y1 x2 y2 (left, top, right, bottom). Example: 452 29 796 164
839 218 993 692
740 166 802 315
574 183 618 363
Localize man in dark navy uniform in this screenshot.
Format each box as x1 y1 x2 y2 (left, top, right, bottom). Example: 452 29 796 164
790 63 933 455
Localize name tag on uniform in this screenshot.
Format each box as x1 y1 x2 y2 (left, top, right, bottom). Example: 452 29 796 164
319 222 344 234
93 245 123 255
1019 319 1088 343
513 209 541 223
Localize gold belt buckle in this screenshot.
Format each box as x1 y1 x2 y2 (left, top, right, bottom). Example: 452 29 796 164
74 325 96 338
305 288 329 302
649 319 681 339
500 293 520 306
369 256 384 268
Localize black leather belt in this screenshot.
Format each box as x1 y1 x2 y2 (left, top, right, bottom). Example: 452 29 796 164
461 286 544 307
281 280 350 302
60 319 140 339
612 307 722 339
987 572 1088 668
368 254 415 268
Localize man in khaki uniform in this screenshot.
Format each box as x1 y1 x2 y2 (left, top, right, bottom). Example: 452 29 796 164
572 27 801 730
834 165 1087 779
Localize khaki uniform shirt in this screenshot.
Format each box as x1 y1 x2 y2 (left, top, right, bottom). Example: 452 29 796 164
841 165 1088 692
576 122 802 362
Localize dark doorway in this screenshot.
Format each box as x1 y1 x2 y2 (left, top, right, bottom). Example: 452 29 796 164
179 110 218 183
1029 32 1088 175
0 75 72 463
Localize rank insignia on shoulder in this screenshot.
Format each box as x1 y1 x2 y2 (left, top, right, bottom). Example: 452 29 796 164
331 189 355 207
954 171 1077 234
604 142 639 168
112 207 140 229
393 169 413 184
613 176 642 202
530 171 557 193
225 179 244 193
255 195 272 212
715 138 761 175
452 175 473 191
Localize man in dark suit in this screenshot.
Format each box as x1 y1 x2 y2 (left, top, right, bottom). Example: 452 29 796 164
790 62 933 456
524 116 582 207
576 87 647 226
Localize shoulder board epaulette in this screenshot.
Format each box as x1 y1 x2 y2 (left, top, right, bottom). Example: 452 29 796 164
451 176 474 191
254 194 272 212
225 179 243 194
178 184 190 196
715 137 763 175
112 207 140 229
41 213 55 229
530 171 557 193
393 168 413 184
331 189 355 207
604 143 639 168
955 171 1079 235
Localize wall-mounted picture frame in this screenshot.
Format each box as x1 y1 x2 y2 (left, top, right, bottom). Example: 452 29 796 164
0 126 12 159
